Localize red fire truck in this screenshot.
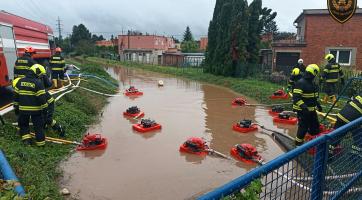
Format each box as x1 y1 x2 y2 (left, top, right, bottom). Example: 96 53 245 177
0 10 55 88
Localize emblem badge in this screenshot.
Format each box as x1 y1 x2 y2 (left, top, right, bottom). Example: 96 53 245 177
328 0 357 23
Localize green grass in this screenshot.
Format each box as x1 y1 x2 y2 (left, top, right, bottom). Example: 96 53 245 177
85 57 285 104
0 62 117 199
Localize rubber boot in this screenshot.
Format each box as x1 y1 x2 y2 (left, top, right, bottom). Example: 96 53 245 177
331 95 338 106
57 79 63 88
322 95 329 104
52 79 58 89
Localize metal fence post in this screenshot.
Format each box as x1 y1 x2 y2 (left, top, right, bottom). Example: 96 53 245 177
311 141 329 200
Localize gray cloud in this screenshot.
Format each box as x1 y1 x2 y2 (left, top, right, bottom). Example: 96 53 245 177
1 0 360 39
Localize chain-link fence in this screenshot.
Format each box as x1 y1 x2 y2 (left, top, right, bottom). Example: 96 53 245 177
198 117 362 200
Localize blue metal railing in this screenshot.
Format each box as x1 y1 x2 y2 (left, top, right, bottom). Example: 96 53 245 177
198 117 362 200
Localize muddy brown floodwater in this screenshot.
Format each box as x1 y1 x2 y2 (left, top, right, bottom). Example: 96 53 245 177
60 66 297 200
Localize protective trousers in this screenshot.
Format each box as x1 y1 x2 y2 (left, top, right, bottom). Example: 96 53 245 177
45 102 64 137
18 114 45 146
295 111 320 145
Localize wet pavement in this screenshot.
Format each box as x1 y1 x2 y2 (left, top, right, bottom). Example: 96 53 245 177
60 66 297 200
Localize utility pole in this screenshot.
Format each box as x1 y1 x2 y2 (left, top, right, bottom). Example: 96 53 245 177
56 16 63 41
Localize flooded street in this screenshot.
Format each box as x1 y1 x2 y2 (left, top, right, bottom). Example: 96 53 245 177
60 66 297 200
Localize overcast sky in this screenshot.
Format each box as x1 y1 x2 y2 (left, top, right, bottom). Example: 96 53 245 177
1 0 360 39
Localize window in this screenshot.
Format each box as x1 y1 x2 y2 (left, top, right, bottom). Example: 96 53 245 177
329 49 351 65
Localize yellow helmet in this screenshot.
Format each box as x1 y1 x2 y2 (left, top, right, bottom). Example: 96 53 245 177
12 77 21 88
306 64 320 76
29 64 46 77
291 68 300 76
325 54 335 62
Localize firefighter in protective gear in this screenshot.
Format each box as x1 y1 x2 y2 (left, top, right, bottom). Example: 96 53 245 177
49 47 65 88
39 66 66 137
322 54 344 103
333 95 362 155
287 68 302 93
293 64 322 146
13 64 48 146
14 46 37 78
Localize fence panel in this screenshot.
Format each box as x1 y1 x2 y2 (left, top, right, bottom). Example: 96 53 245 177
198 117 362 200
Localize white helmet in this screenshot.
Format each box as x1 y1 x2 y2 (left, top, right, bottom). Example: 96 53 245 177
298 59 304 64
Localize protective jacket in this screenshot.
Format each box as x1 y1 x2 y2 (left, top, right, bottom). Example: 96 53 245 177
49 54 65 72
293 75 320 112
322 62 344 83
14 54 37 78
13 72 48 115
337 95 362 124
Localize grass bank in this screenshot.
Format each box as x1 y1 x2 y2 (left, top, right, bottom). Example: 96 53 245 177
85 57 285 104
0 63 117 199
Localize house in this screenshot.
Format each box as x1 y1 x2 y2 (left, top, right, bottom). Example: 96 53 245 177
118 34 175 64
162 52 205 67
272 9 362 74
199 37 208 51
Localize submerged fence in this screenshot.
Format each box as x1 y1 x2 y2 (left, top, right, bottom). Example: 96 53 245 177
198 117 362 200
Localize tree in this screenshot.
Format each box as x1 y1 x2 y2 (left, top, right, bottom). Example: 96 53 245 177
263 20 278 35
247 0 262 63
70 24 91 46
181 41 199 53
183 26 194 42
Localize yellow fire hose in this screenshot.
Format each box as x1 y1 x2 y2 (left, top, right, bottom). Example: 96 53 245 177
30 133 81 145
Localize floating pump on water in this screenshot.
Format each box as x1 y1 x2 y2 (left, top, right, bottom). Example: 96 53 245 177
124 86 143 96
232 119 258 133
76 133 108 151
123 106 145 118
231 98 247 106
270 89 289 100
133 118 162 133
269 105 285 116
273 113 298 125
230 144 263 164
179 137 208 156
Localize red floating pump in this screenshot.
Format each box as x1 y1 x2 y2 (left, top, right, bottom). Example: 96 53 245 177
232 119 258 133
123 106 145 118
179 137 208 156
273 113 298 125
133 118 162 133
268 105 285 116
305 125 337 155
76 133 108 151
230 144 263 164
270 89 289 100
231 98 247 106
124 86 143 96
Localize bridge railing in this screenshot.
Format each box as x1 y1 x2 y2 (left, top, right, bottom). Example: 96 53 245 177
198 117 362 200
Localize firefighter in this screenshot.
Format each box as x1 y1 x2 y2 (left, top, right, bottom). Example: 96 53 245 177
296 59 306 74
321 54 345 103
293 64 323 146
14 46 37 78
13 64 48 146
49 47 65 88
37 64 66 137
287 68 302 93
333 95 362 156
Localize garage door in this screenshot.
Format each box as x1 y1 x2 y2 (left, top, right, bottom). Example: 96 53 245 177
276 52 300 74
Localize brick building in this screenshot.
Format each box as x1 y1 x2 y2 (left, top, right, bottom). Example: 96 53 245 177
199 37 208 51
118 35 175 64
272 9 362 73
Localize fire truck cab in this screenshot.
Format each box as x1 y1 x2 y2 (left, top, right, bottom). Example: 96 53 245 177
0 10 54 88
